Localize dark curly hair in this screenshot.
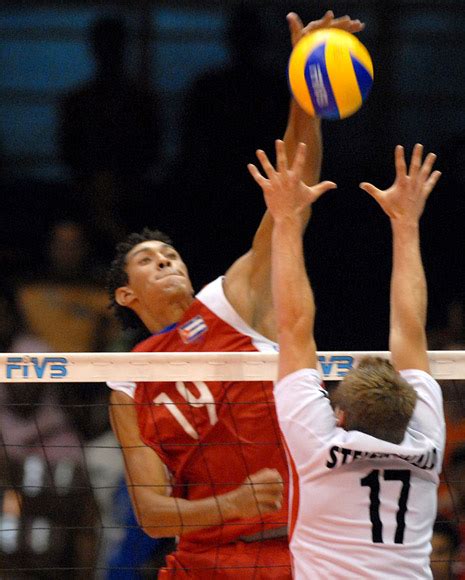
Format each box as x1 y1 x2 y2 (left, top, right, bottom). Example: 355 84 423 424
107 227 174 330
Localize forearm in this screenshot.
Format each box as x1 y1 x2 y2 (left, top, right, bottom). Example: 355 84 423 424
390 220 427 336
283 99 322 186
252 102 319 251
228 106 321 330
110 393 240 539
131 485 242 538
273 217 315 341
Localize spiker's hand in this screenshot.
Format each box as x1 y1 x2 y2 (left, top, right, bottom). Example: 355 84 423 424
287 10 365 48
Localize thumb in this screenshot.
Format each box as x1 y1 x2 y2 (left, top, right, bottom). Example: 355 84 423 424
310 180 337 201
359 182 382 200
287 12 303 44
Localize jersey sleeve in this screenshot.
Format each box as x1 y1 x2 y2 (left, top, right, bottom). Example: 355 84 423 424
107 381 137 399
273 369 337 466
400 369 445 451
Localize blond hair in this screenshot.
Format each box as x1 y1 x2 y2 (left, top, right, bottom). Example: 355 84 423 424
332 356 417 444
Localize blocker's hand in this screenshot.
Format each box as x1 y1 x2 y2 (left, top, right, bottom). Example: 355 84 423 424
227 468 284 519
248 140 336 221
287 9 365 48
360 144 441 224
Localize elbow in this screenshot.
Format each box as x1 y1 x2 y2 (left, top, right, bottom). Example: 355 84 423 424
132 499 168 539
141 524 167 539
130 487 182 539
141 520 182 539
278 313 314 342
135 502 178 539
138 512 173 539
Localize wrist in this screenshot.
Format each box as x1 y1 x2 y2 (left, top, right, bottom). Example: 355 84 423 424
390 219 420 233
273 212 307 227
217 489 239 521
291 97 321 122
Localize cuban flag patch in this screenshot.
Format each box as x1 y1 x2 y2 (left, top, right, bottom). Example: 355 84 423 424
178 315 208 344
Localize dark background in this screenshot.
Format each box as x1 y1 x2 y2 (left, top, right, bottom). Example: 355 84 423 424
1 0 465 351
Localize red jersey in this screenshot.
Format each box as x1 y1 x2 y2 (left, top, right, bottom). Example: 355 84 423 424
109 277 289 552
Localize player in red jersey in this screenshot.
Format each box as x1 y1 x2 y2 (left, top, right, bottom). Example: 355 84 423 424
107 10 365 578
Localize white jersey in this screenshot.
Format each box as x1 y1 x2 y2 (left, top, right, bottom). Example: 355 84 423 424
274 368 445 580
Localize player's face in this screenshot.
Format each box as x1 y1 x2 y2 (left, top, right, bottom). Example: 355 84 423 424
122 240 193 308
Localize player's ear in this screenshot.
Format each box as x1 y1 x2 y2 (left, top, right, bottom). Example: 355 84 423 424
115 285 136 308
335 407 346 428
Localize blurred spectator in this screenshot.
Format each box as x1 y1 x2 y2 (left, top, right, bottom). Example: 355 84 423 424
181 3 289 174
16 220 120 442
103 476 174 579
0 292 98 577
17 220 119 353
59 15 160 256
428 341 465 474
173 3 290 279
441 379 465 471
430 342 465 580
0 140 22 280
428 303 465 351
420 337 465 478
431 517 461 580
0 382 99 579
41 220 105 285
0 287 50 354
439 445 465 579
443 445 465 518
83 429 126 578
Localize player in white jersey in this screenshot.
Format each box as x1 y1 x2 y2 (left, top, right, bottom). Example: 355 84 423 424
247 139 445 579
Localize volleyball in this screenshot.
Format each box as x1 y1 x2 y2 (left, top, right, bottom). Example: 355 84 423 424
288 28 374 120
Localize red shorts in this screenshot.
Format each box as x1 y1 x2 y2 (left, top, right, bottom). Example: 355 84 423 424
158 537 291 579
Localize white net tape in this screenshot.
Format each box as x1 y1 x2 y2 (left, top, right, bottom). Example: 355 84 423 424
1 350 465 382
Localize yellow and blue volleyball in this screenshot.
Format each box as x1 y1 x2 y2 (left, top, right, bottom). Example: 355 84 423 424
288 28 374 120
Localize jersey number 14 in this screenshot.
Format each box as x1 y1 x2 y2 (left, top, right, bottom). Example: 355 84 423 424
153 381 218 439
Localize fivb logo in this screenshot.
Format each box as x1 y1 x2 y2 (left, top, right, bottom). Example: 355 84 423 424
5 356 69 380
318 355 354 377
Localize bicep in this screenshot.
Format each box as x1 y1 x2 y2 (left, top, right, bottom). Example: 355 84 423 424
224 251 272 331
109 392 225 538
224 213 310 329
109 391 169 498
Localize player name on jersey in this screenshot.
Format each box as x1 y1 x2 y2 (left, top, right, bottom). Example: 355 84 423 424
326 445 439 470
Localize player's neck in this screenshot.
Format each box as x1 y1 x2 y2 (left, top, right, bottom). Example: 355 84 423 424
146 295 195 334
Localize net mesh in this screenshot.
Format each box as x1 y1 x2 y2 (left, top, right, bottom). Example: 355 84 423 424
0 351 463 578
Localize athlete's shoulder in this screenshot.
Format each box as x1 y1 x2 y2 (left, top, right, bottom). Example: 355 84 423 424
196 276 225 306
400 369 443 406
197 276 278 352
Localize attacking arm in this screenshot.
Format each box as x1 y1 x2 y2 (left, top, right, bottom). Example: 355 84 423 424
248 140 336 380
360 144 441 372
110 391 283 538
225 11 364 338
282 10 364 187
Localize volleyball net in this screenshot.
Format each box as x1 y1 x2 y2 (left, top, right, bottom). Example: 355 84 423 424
0 350 464 577
2 350 465 382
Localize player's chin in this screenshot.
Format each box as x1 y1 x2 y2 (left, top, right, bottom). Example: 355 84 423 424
158 275 191 292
